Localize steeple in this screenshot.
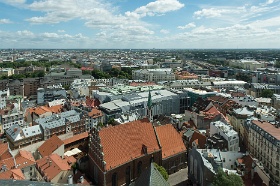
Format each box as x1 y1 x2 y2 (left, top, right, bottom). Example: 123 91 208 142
147 88 153 123
147 88 152 110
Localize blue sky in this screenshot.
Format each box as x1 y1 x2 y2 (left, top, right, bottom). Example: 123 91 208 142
0 0 280 49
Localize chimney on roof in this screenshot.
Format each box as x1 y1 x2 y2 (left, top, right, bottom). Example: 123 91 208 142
49 160 52 167
1 165 7 172
142 144 147 154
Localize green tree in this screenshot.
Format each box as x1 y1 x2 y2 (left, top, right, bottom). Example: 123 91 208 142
213 168 244 186
275 61 280 68
153 163 169 181
107 118 115 125
260 89 274 98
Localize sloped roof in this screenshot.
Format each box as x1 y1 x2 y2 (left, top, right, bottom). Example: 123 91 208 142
36 154 71 181
63 132 88 145
0 143 12 160
155 124 186 159
190 131 207 149
14 150 36 169
203 105 221 120
38 135 64 157
131 163 169 186
88 108 102 118
99 119 160 171
0 169 25 180
0 157 15 170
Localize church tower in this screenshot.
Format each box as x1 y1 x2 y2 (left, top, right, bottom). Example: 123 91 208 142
147 88 153 123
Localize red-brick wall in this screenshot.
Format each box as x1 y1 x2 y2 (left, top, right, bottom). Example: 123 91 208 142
162 151 187 174
89 150 161 186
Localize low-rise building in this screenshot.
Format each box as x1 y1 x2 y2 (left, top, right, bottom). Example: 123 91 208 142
0 110 24 133
188 148 244 186
88 119 161 186
37 84 66 104
36 153 72 183
155 124 187 174
37 135 64 158
6 124 43 150
87 108 103 131
210 121 239 151
35 110 86 140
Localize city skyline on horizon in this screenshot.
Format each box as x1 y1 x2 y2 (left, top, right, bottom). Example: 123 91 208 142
1 0 280 49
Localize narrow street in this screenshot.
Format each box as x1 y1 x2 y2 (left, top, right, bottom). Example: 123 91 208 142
168 167 188 186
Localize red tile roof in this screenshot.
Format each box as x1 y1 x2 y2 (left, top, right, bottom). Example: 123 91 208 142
0 169 25 180
189 131 207 149
38 135 64 157
202 105 221 120
88 108 102 118
0 143 12 160
36 154 71 181
0 157 15 170
63 132 88 145
155 124 186 159
15 150 36 169
85 97 100 107
252 120 280 140
98 119 160 171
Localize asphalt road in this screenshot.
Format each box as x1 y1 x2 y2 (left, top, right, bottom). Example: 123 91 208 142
167 167 188 186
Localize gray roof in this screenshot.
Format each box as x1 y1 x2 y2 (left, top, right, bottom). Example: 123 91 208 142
233 107 254 116
6 124 42 142
36 110 80 130
22 125 42 138
131 163 169 186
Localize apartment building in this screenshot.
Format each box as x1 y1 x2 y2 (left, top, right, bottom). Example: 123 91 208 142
248 120 280 185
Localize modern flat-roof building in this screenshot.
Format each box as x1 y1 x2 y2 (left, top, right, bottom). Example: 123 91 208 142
184 88 217 107
210 121 239 151
98 89 183 122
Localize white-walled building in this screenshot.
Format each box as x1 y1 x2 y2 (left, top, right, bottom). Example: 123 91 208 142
132 68 175 82
210 121 239 151
70 79 91 99
211 80 246 89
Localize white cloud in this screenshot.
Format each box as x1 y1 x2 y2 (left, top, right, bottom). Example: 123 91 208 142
125 0 184 19
194 8 242 19
57 30 65 33
160 29 169 34
22 0 156 43
0 19 12 24
177 22 196 29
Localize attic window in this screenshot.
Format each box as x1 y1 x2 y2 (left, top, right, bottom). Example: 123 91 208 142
142 144 147 154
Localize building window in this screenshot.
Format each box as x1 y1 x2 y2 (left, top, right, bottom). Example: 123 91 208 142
112 173 117 186
137 161 142 175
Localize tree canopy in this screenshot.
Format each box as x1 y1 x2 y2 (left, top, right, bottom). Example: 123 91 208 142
213 168 244 186
153 163 169 181
260 89 274 98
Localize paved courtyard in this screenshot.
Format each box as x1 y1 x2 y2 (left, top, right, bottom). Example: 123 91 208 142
168 167 188 186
